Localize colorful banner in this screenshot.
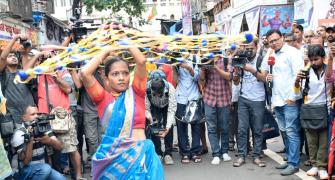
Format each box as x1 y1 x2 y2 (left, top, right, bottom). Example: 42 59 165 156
181 0 193 35
245 7 260 35
260 5 294 37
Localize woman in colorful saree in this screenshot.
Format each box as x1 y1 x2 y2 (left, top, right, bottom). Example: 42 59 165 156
81 46 164 180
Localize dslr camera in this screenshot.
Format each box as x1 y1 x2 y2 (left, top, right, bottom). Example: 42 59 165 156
232 49 253 68
19 38 32 49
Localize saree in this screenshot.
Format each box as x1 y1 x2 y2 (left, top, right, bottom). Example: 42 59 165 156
92 87 164 180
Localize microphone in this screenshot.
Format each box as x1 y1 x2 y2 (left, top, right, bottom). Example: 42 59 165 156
267 56 275 89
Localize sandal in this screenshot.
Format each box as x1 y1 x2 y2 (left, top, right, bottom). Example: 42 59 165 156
254 158 266 167
233 158 245 167
181 155 190 164
192 155 202 163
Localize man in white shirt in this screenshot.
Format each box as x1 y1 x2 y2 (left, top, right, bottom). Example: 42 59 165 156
244 29 304 175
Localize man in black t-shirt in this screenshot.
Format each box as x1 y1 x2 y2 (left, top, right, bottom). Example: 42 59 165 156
0 34 35 124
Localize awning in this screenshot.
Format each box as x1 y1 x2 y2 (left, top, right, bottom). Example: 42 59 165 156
45 14 69 29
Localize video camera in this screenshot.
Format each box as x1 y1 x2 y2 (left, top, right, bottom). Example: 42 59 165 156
24 114 55 142
67 8 91 43
151 118 165 136
231 49 253 68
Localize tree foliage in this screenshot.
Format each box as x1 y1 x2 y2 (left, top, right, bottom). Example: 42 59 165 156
83 0 146 19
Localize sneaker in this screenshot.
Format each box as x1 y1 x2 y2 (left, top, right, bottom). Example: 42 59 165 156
222 153 232 162
307 167 318 176
275 163 288 169
164 155 174 165
280 165 299 176
318 169 329 180
211 156 221 165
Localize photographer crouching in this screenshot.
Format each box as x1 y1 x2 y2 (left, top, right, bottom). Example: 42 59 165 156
11 105 65 180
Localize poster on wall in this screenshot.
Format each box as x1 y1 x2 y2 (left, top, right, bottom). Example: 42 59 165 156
181 0 193 35
259 5 294 37
245 7 260 35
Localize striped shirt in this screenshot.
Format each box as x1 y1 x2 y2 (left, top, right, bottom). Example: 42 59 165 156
203 58 232 107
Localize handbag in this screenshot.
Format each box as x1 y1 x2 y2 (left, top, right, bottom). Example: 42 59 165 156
0 114 14 138
300 104 328 129
300 79 328 130
44 76 70 134
182 98 205 124
262 109 280 140
49 107 71 133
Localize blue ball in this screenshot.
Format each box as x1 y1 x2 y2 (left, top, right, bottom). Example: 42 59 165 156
202 39 207 47
18 71 28 81
55 65 63 71
34 67 43 75
230 44 237 51
207 53 214 59
118 39 130 46
244 33 254 43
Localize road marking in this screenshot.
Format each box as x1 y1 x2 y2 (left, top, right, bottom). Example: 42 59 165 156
264 149 316 180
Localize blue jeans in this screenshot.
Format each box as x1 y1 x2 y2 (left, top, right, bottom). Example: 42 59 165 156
175 103 202 157
204 103 230 157
16 163 66 180
237 97 265 159
274 104 301 168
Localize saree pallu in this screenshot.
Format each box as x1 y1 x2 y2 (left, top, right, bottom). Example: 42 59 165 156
92 88 164 180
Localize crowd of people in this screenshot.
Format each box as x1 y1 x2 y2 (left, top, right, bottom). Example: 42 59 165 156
1 20 335 180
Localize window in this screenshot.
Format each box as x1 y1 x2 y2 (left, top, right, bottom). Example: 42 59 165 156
169 3 174 6
61 0 65 6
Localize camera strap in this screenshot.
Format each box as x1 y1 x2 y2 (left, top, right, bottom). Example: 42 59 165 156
302 65 327 104
44 76 53 114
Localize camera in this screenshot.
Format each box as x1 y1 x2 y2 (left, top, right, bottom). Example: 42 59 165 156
29 114 55 138
301 69 309 78
19 38 32 49
150 118 165 135
231 49 253 68
198 57 214 69
68 8 91 43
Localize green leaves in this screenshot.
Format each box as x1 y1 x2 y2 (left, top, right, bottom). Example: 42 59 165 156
83 0 146 19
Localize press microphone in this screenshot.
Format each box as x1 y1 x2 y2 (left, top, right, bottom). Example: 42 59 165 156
267 56 275 89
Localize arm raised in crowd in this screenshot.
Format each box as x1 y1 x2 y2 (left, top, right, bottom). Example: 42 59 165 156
129 47 146 77
0 34 25 71
81 47 111 88
53 72 72 94
69 70 83 89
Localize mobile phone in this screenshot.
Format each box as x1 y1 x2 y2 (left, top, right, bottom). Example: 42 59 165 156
296 19 305 25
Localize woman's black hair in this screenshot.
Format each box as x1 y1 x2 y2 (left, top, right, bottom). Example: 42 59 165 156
307 44 326 59
104 56 129 76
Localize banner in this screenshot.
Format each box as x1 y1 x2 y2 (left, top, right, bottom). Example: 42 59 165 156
181 0 193 35
245 7 260 35
230 14 244 35
294 0 313 28
259 5 294 37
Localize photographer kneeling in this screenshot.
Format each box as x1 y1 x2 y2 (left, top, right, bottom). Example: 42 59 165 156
11 105 65 180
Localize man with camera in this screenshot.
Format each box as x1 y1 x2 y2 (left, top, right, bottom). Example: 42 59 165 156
145 70 177 165
232 38 266 168
11 105 65 180
24 50 83 179
247 29 304 175
0 34 35 125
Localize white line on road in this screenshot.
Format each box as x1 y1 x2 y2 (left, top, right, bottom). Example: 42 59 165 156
263 149 316 180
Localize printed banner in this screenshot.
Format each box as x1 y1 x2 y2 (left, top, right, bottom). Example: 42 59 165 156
245 7 260 35
260 5 294 37
181 0 193 35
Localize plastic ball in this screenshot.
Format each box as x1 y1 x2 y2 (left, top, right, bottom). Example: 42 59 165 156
18 71 28 81
118 39 130 46
244 33 254 43
34 67 43 75
207 53 214 59
55 65 63 71
230 43 237 51
202 39 207 47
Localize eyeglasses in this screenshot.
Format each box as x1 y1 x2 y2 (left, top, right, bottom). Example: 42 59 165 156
110 71 130 78
268 38 281 44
